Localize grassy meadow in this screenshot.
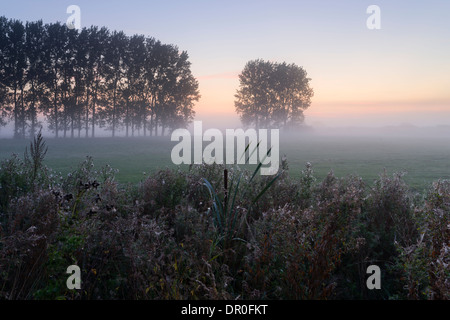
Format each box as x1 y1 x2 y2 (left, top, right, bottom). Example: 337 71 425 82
1 129 449 191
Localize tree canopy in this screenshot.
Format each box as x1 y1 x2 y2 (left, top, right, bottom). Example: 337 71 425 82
235 59 313 129
0 17 200 138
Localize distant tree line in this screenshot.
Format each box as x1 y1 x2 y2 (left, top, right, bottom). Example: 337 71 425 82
0 17 200 139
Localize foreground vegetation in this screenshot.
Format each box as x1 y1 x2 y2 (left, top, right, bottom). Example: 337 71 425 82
0 135 448 300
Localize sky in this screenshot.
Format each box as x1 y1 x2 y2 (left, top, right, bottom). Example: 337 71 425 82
2 0 450 128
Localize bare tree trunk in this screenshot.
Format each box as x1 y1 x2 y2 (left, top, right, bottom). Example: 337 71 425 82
63 100 67 139
78 110 81 138
143 112 147 137
149 109 154 137
126 99 129 137
13 87 18 138
92 86 97 138
71 117 74 138
54 82 59 138
112 87 116 138
21 87 25 138
92 103 95 138
85 90 89 138
63 72 67 139
71 92 78 138
78 92 81 138
29 82 36 139
150 113 153 137
30 102 36 139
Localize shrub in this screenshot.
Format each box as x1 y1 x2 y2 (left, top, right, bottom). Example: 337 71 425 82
244 171 364 299
396 180 450 300
358 171 417 299
141 168 189 216
0 190 60 299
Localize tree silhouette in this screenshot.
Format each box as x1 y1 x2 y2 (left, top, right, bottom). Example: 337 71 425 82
24 21 48 138
235 59 313 129
1 19 27 138
0 17 200 138
103 30 127 137
43 22 66 138
0 17 9 128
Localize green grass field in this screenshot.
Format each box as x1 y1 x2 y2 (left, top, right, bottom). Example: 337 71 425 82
0 131 449 192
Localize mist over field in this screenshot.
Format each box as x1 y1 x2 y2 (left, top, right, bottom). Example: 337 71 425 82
0 0 449 303
1 123 449 191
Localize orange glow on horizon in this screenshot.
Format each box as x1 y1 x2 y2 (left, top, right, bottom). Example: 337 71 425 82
193 70 450 125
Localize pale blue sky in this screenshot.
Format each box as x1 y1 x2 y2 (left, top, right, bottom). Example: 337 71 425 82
2 0 450 127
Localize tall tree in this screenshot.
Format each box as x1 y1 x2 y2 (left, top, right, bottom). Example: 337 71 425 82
167 50 200 133
235 59 313 129
103 31 127 137
72 27 89 138
151 43 199 136
3 19 27 138
43 22 67 138
24 20 48 138
122 34 146 137
0 17 11 129
87 26 109 138
78 27 94 138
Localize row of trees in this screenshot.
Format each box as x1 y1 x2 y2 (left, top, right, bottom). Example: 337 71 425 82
235 59 313 129
0 17 200 139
